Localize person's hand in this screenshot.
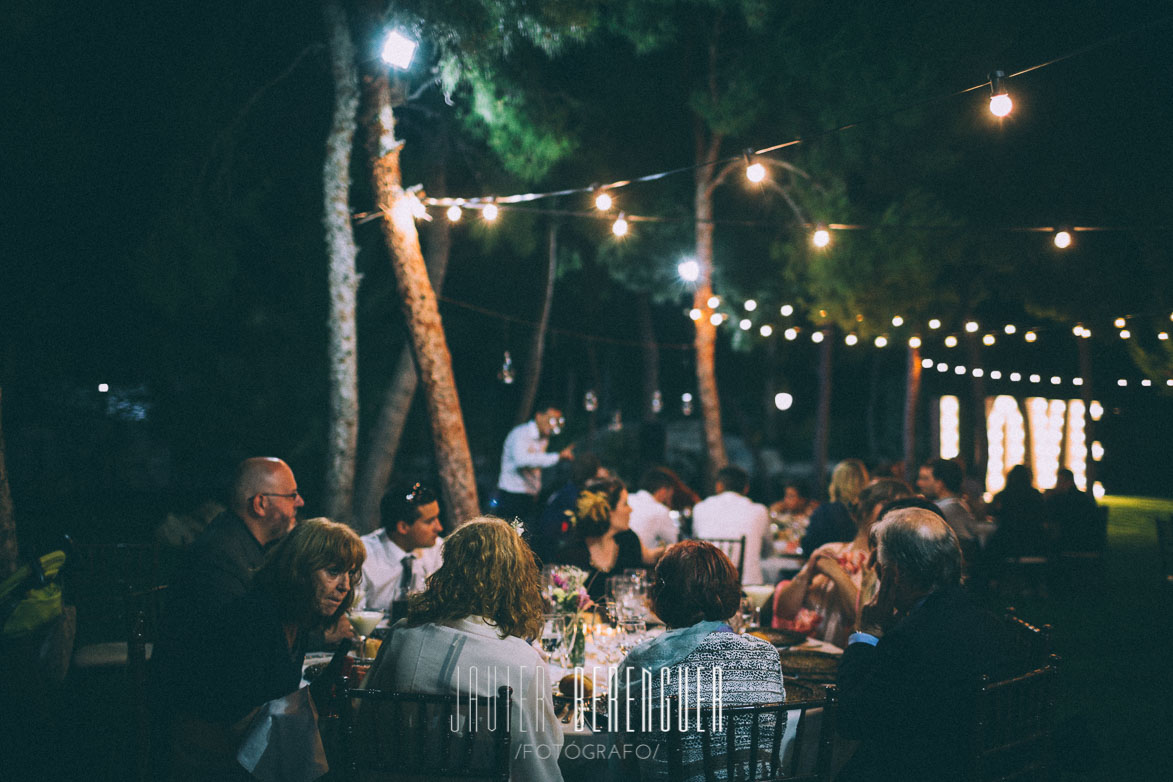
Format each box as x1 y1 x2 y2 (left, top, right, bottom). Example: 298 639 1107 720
858 571 899 638
813 554 847 582
559 444 575 460
323 615 355 645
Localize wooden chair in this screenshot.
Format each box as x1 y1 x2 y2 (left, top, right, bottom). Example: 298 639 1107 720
1156 515 1173 586
969 657 1059 782
340 684 512 781
653 687 838 782
1000 608 1052 675
706 536 747 580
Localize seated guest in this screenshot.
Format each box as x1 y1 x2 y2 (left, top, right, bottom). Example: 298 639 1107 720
530 452 603 563
359 481 443 612
836 507 1007 782
772 478 912 647
363 517 563 782
802 459 869 554
165 518 364 780
988 464 1048 557
769 478 818 526
692 465 771 584
627 466 680 550
1045 468 1102 551
614 540 784 781
553 476 660 601
916 457 981 548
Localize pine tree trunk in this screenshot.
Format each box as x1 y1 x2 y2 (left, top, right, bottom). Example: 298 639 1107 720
351 173 452 532
693 132 728 489
638 293 660 422
0 388 18 578
322 0 361 525
813 328 833 492
514 220 558 425
902 344 922 483
362 70 479 524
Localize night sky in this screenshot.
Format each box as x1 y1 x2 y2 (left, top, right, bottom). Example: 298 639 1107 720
3 1 1172 545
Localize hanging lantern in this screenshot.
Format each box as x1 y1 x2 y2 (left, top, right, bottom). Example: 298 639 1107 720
651 390 663 414
584 390 599 412
681 392 694 416
497 351 514 384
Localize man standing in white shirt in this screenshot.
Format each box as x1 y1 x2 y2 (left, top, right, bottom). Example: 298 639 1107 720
491 405 574 523
691 465 770 585
627 467 679 550
360 481 444 612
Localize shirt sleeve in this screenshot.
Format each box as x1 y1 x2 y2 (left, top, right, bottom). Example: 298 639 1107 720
506 428 561 470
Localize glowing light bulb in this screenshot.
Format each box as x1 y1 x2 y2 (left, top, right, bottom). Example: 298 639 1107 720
744 299 757 312
1072 325 1083 337
760 324 773 337
811 330 825 343
1025 331 1038 342
482 203 499 221
1004 324 1017 335
446 204 462 222
909 336 922 349
1091 441 1104 461
989 93 1012 117
937 363 949 373
1142 379 1153 387
707 295 720 308
973 368 985 378
1160 332 1169 341
746 162 766 183
990 370 1002 379
1119 329 1131 339
780 304 794 317
892 315 904 327
1029 374 1041 383
98 383 109 393
1117 378 1128 387
965 321 979 333
1051 376 1061 385
678 259 700 282
611 214 628 237
922 358 934 369
709 313 722 326
595 192 613 211
812 227 831 248
983 334 996 346
945 335 958 348
1010 372 1022 382
1089 401 1103 420
1092 482 1106 500
955 365 967 375
739 319 752 331
928 319 942 330
1073 377 1083 386
381 29 418 69
689 308 702 321
1113 317 1126 328
1053 230 1072 249
774 392 794 411
875 336 888 348
845 333 859 346
784 328 798 341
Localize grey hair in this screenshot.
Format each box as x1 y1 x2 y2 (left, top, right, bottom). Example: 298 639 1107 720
873 507 962 593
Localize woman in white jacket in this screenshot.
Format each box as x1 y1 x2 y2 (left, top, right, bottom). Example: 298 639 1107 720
363 516 563 781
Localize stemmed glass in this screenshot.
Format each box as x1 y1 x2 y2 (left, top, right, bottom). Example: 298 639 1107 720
541 613 570 668
349 610 384 659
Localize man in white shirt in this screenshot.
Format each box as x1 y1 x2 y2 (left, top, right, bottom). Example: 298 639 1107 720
627 466 679 549
491 405 574 523
360 481 444 612
691 465 771 584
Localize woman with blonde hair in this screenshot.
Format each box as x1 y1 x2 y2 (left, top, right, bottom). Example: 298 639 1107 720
801 458 870 554
364 516 563 782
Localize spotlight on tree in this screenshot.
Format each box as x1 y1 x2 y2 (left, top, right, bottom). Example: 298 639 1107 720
381 29 419 70
678 259 700 282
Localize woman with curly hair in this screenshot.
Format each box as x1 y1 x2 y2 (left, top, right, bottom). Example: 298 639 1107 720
552 476 661 600
364 516 563 782
165 517 364 779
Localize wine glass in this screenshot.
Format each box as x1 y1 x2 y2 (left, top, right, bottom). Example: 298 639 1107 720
349 610 383 659
541 613 569 667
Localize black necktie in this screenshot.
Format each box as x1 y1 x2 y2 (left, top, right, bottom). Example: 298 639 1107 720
398 554 416 599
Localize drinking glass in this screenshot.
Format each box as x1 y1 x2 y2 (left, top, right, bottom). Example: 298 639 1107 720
348 610 384 659
541 613 569 666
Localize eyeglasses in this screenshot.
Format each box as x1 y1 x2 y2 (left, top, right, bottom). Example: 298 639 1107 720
261 490 301 500
404 482 436 505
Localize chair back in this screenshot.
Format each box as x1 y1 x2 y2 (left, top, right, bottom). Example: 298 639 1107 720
706 536 747 579
999 608 1052 675
341 684 512 781
970 658 1059 782
1156 515 1173 584
654 687 837 782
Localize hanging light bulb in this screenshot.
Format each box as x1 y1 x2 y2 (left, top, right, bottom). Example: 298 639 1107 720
681 392 694 416
1073 377 1083 386
1114 317 1126 328
937 363 949 373
1010 372 1022 382
928 318 942 330
744 299 757 312
497 351 515 384
611 213 628 237
845 333 859 346
746 162 766 183
1030 374 1042 384
1159 332 1169 341
784 327 798 341
381 29 419 69
1119 329 1131 339
955 365 967 375
1053 229 1072 249
780 304 794 317
594 191 613 211
990 370 1002 379
774 392 794 411
584 390 599 412
983 334 996 346
965 321 979 333
759 324 774 337
739 318 752 331
1004 324 1017 335
945 335 958 348
811 330 825 343
909 336 922 348
891 315 904 327
1051 376 1062 385
973 368 985 378
678 259 700 282
689 308 702 321
875 336 888 348
482 203 499 221
707 295 721 308
988 70 1012 117
446 204 462 222
709 313 723 326
921 358 934 369
651 390 663 414
811 226 831 248
1024 331 1038 342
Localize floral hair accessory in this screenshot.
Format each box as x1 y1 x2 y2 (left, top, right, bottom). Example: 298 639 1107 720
509 517 526 537
572 490 611 527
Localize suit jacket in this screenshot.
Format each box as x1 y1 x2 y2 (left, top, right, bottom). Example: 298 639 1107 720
836 585 1008 782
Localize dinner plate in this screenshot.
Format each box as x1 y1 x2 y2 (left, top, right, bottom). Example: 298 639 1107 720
777 649 840 682
747 627 808 648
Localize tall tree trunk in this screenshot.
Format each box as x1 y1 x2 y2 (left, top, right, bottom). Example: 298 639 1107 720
638 293 660 423
693 129 728 489
966 336 988 486
352 171 452 532
362 69 478 524
0 388 18 578
1079 336 1096 491
514 220 558 425
902 344 922 483
813 328 833 492
321 0 361 525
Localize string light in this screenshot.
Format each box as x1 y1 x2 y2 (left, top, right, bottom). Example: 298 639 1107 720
689 308 702 321
1010 372 1022 382
446 204 462 222
739 318 752 330
965 321 979 333
744 299 757 312
760 324 774 337
845 333 859 346
780 304 794 317
774 392 794 411
381 29 419 69
937 363 949 373
482 203 499 221
1118 379 1128 387
594 191 613 211
707 295 721 308
1025 331 1038 342
909 336 922 348
1030 374 1042 383
944 335 958 348
1114 317 1126 328
1119 329 1131 339
990 370 1002 379
811 330 825 343
1160 332 1169 341
709 313 723 326
812 226 831 248
784 328 798 341
1053 230 1072 249
875 336 888 347
988 70 1012 117
983 334 996 346
973 368 985 378
929 319 942 330
955 365 967 375
611 213 628 237
1073 377 1084 386
1051 376 1062 385
678 259 700 282
1142 379 1153 387
1004 324 1017 335
892 316 904 327
922 358 934 369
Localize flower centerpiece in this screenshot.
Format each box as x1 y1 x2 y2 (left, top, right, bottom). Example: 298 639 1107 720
545 565 592 667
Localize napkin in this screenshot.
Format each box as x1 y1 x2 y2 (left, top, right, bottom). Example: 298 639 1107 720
236 686 329 782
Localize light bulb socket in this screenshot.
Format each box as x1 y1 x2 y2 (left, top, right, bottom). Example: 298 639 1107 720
989 70 1008 97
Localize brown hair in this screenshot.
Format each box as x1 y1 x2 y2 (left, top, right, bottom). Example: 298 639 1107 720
853 477 914 531
252 517 364 629
407 516 544 640
650 540 742 628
